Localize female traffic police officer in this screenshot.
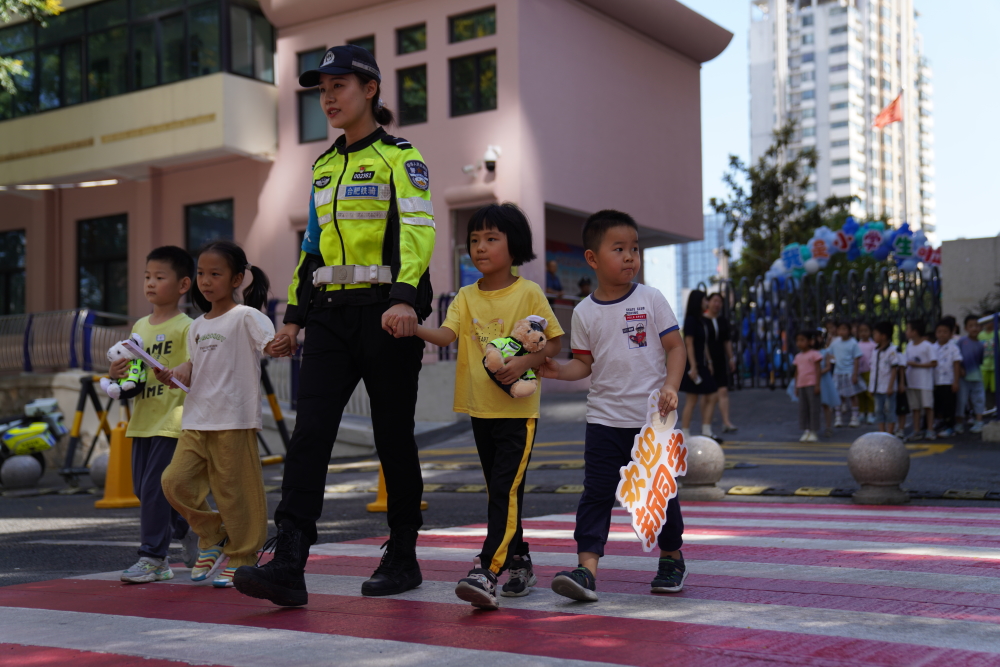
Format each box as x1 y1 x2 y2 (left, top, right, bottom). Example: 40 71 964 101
233 45 435 607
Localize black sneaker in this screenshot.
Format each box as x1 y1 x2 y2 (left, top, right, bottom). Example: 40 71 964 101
551 566 597 601
233 519 309 607
651 552 687 593
455 567 499 610
361 528 423 596
500 554 537 597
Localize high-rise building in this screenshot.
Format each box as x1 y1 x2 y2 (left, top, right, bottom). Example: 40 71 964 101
663 212 731 320
749 0 935 235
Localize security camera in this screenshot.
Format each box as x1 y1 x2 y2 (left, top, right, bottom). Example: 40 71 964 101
483 145 501 172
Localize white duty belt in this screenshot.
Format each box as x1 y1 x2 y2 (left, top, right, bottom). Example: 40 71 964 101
313 265 393 286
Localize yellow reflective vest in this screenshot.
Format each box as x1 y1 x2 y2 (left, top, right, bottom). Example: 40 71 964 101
285 128 435 325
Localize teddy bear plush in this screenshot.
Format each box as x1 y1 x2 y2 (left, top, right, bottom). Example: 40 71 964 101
482 315 548 398
99 333 147 400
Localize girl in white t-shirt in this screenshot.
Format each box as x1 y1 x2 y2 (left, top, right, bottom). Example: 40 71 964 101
158 241 290 588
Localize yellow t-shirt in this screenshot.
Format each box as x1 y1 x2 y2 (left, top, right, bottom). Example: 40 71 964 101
125 312 192 439
443 277 564 419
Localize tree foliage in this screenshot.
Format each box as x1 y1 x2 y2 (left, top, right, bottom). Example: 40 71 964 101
0 0 62 95
709 121 855 283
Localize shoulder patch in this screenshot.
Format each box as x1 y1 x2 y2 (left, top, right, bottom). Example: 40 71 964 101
404 160 429 190
313 176 331 189
381 135 413 150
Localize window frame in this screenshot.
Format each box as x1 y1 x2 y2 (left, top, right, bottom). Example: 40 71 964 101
449 49 497 117
185 198 234 253
0 229 26 316
397 63 428 126
77 213 129 317
296 47 327 143
347 34 375 56
396 23 426 55
448 7 496 43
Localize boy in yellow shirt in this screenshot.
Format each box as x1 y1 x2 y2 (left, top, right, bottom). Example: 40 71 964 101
111 246 197 583
417 203 563 610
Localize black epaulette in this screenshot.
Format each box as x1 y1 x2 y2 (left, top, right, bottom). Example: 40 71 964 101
381 134 413 150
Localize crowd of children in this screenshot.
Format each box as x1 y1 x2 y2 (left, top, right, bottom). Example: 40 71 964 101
790 314 990 441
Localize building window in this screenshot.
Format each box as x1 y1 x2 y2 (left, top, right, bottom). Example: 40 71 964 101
831 102 848 110
78 214 128 316
186 199 234 252
830 121 848 129
831 82 848 91
801 52 814 63
0 0 269 122
0 230 26 315
832 178 850 185
449 7 496 43
297 48 327 143
802 33 814 45
801 89 814 100
450 50 496 116
802 15 814 27
829 45 848 54
830 64 848 72
802 127 815 137
832 139 849 147
801 107 815 118
397 64 427 125
832 158 850 166
397 24 426 54
830 25 848 35
348 34 375 56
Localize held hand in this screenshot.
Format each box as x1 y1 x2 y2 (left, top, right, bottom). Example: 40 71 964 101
152 366 174 386
495 355 532 385
536 357 562 379
657 384 679 416
383 303 417 338
687 368 700 382
274 324 300 356
814 385 821 395
265 335 290 358
952 381 960 393
108 357 130 380
171 364 191 389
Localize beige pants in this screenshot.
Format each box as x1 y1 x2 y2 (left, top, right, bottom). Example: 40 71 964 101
161 429 267 568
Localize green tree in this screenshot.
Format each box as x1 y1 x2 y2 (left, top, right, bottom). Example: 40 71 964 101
709 120 855 283
0 0 61 95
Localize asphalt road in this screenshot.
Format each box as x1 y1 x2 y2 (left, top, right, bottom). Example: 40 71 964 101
2 387 996 588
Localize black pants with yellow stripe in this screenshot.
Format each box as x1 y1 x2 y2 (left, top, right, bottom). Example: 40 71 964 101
471 417 536 575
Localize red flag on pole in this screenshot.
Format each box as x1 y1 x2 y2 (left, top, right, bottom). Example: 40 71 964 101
873 93 903 129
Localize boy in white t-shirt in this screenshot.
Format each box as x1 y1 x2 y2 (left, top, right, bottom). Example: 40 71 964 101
539 210 687 601
932 320 963 437
904 320 938 441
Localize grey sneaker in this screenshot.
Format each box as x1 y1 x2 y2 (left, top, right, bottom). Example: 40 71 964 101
456 567 499 610
180 528 199 569
121 556 174 584
501 554 537 597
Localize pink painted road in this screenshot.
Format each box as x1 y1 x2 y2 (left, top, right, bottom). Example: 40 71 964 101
3 502 1000 666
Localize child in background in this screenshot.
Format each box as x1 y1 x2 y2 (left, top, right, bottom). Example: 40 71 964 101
816 329 839 437
956 316 985 434
830 321 866 427
857 322 877 424
793 331 823 442
979 316 995 412
159 241 288 588
114 247 198 584
868 322 901 434
903 320 937 441
416 203 563 610
932 320 962 437
539 210 688 601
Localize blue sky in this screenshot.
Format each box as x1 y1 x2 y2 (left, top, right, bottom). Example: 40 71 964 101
678 0 1000 242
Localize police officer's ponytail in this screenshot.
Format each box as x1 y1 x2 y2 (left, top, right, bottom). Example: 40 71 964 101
357 73 394 126
191 240 271 313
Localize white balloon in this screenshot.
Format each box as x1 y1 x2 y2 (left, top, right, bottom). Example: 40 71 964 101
772 259 787 274
804 258 820 274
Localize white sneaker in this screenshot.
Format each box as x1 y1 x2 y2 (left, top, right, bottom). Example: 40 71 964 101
849 416 860 428
180 529 199 569
800 430 810 442
804 431 819 442
954 424 964 434
971 421 984 434
121 556 174 584
867 413 876 424
834 416 844 428
925 430 937 440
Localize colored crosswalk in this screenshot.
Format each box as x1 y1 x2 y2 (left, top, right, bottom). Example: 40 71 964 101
4 501 1000 666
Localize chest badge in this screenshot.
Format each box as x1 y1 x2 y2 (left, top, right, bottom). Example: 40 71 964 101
353 159 376 181
313 176 331 189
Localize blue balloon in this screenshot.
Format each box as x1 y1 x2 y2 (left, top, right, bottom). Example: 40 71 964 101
843 216 859 236
872 245 891 261
846 245 861 261
900 258 919 272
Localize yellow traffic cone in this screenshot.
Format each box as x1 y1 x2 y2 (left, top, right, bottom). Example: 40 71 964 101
366 464 428 512
95 422 140 509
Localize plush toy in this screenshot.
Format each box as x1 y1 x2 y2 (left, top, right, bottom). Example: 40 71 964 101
99 333 147 400
482 316 548 398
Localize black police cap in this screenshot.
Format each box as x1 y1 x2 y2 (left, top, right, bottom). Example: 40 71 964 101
299 45 381 88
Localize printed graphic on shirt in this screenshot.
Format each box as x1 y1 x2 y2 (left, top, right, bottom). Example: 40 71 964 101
194 332 226 352
623 307 648 349
471 318 504 355
138 336 179 400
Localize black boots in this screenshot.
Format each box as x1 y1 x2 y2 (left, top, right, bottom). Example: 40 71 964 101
361 528 422 596
233 519 310 606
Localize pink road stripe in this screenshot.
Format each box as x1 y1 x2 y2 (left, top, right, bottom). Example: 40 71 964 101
655 503 1000 515
342 535 1000 578
628 511 1000 528
0 642 230 666
306 554 1000 620
3 579 1000 667
518 520 1000 549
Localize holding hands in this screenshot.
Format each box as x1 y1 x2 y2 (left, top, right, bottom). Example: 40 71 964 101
153 361 192 390
381 303 418 338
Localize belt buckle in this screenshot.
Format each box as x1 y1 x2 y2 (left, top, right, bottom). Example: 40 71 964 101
367 265 379 283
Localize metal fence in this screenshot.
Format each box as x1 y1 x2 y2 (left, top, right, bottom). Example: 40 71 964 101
0 310 130 374
704 266 942 390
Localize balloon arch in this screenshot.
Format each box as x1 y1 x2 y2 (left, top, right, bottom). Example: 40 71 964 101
705 266 942 390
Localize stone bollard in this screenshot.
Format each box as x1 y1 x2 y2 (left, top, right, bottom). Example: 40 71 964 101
847 432 910 505
678 435 725 501
1 455 43 490
89 451 109 490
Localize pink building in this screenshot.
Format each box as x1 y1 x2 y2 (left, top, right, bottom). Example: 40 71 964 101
0 0 730 320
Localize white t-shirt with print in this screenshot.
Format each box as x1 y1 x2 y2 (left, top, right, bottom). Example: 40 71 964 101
932 341 962 386
570 283 680 428
182 305 275 431
903 339 937 391
868 344 901 394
